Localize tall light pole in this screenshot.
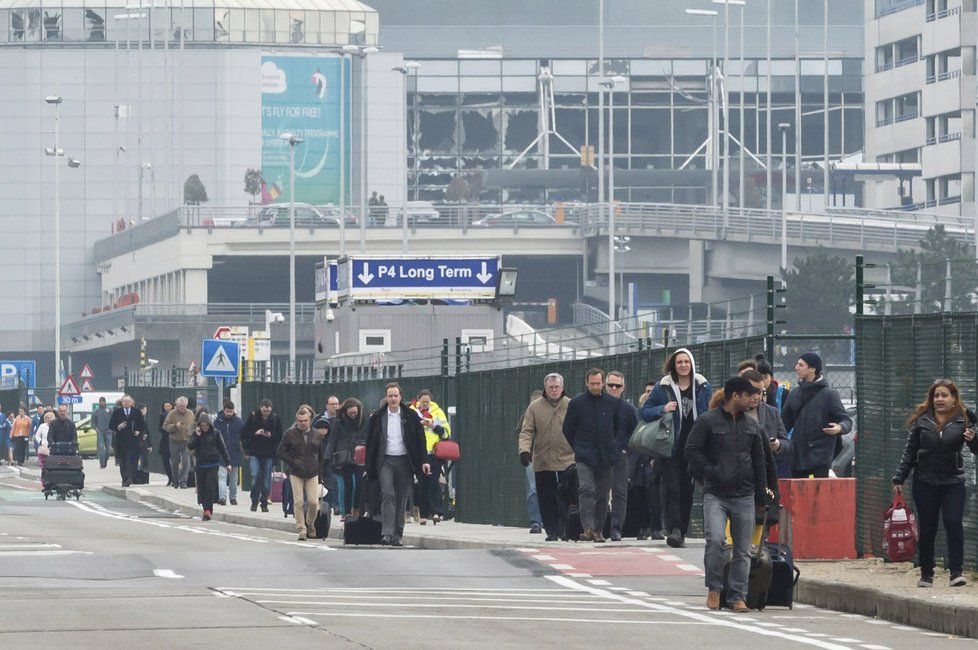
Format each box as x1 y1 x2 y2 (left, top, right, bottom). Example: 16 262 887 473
343 44 380 254
766 0 772 210
714 0 746 226
598 0 605 233
823 0 830 207
338 51 347 256
794 0 801 212
779 122 790 271
685 8 719 206
45 95 81 389
601 76 625 323
280 132 303 381
738 1 745 209
393 61 421 254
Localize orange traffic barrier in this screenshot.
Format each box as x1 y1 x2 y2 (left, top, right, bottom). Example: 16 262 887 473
770 478 857 560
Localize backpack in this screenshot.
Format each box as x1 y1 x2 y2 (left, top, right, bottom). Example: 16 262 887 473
882 493 918 563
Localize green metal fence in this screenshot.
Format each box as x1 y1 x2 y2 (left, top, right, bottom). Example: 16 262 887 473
235 335 764 527
855 313 978 571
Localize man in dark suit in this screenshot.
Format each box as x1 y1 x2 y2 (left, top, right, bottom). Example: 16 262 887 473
365 383 430 546
109 394 148 487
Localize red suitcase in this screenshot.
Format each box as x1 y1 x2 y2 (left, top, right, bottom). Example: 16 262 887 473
269 471 287 503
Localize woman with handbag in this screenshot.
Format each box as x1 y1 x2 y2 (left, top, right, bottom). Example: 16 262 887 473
412 390 452 525
324 398 367 520
893 379 977 588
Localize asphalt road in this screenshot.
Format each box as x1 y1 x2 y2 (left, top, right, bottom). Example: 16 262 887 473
0 467 974 649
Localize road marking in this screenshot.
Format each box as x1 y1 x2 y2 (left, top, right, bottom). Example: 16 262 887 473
286 611 715 626
219 587 574 594
829 639 863 644
254 596 613 605
532 554 556 561
859 645 891 650
548 564 574 570
0 550 93 556
781 627 810 632
639 548 664 553
516 548 539 553
567 573 592 578
587 579 612 586
659 554 682 561
677 564 703 572
153 569 184 579
266 602 661 614
547 576 853 650
0 543 62 549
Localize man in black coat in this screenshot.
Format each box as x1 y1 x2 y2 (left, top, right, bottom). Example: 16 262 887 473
562 368 624 543
47 404 78 455
606 370 637 542
109 395 148 487
365 382 430 546
781 352 852 478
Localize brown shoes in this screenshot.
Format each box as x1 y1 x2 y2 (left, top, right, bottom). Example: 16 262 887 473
729 600 749 613
706 591 721 610
580 528 607 543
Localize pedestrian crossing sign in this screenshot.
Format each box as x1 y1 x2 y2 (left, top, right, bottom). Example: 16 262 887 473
200 339 240 378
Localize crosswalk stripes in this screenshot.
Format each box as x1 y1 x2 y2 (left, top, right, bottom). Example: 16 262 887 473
0 542 92 557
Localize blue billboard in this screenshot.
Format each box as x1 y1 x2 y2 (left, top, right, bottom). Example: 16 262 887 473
261 55 350 205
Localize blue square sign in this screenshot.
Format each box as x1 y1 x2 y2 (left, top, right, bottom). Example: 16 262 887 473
200 339 240 378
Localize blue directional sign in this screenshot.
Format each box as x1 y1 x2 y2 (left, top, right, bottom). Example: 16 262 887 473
57 395 83 405
0 360 35 389
200 339 240 378
347 256 500 300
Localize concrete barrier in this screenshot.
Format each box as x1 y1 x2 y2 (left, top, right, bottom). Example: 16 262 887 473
774 478 857 559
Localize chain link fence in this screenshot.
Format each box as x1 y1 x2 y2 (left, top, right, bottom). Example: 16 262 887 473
855 312 978 571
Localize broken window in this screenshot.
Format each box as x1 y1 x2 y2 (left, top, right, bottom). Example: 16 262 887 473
630 109 671 154
418 109 457 154
503 109 538 154
460 109 499 154
673 107 708 155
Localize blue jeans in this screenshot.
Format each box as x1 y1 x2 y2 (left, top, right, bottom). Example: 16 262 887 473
525 462 542 526
96 430 113 467
249 456 274 506
703 493 755 605
219 465 239 502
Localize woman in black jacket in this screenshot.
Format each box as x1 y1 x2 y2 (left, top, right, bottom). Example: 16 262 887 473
323 398 366 520
188 412 231 521
893 379 978 588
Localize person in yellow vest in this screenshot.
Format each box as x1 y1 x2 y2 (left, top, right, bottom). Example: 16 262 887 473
411 390 451 524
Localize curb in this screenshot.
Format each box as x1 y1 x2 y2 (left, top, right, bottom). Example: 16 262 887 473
796 577 978 639
99 485 507 550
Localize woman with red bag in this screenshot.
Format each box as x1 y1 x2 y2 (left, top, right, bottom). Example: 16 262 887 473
411 390 451 525
324 398 367 521
893 379 977 588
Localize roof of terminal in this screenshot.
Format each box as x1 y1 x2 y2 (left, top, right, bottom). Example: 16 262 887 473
0 0 375 8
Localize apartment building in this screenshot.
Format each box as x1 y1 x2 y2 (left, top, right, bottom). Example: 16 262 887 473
864 0 976 214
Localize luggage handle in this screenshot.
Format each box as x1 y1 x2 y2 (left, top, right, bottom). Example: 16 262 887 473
754 501 778 561
791 565 801 587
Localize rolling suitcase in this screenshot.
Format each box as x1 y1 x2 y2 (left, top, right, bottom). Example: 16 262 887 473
269 471 287 503
280 474 294 517
764 542 800 608
721 508 775 610
343 516 383 545
42 455 85 490
312 500 331 539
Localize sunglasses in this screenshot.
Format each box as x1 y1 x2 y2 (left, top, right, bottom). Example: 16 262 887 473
606 383 623 389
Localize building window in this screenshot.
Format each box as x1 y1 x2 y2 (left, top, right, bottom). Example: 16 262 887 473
358 330 391 353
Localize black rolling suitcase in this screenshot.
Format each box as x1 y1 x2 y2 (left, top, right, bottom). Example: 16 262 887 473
343 516 383 545
721 508 775 610
764 541 800 608
42 455 85 490
312 499 331 539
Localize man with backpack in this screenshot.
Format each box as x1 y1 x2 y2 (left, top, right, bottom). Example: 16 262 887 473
685 376 768 613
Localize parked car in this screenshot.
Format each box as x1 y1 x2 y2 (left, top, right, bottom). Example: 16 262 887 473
74 415 100 459
471 209 576 227
406 200 442 226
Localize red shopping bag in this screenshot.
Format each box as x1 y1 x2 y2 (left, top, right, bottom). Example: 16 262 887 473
882 493 918 563
433 440 460 462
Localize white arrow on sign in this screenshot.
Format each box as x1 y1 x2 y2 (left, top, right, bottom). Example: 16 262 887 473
357 262 375 285
476 261 492 284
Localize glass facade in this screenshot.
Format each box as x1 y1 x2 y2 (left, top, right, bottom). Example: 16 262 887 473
408 57 865 204
0 1 378 46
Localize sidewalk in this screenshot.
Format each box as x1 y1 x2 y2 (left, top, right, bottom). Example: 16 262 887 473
12 459 978 638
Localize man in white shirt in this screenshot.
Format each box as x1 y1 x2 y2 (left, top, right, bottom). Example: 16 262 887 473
365 383 430 546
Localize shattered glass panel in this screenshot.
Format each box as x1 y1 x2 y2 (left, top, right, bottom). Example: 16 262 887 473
419 156 458 170
630 109 671 154
416 93 457 107
554 108 586 151
460 109 500 154
502 92 537 107
461 156 499 169
503 109 539 154
419 172 454 185
504 156 541 169
555 93 587 107
418 109 458 154
460 93 500 107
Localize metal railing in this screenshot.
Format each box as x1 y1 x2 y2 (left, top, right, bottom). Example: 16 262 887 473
927 69 961 84
895 110 919 122
925 131 962 146
74 302 317 323
926 5 961 20
877 0 924 17
895 54 919 67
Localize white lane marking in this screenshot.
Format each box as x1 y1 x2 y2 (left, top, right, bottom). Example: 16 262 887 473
516 548 539 553
781 628 810 633
66 500 333 550
587 579 612 586
859 645 892 650
625 591 649 597
218 587 575 594
254 596 613 605
830 639 863 644
286 612 714 626
659 554 682 561
609 587 630 591
639 548 663 553
0 550 93 556
0 543 61 549
153 569 184 579
567 573 592 578
755 622 783 628
677 564 703 572
266 602 662 614
548 564 575 570
532 554 556 561
664 601 689 607
290 616 317 626
805 634 831 638
547 576 853 650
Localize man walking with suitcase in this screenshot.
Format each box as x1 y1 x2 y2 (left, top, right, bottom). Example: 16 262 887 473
685 376 768 613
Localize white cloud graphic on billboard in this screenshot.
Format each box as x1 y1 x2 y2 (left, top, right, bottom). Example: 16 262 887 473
261 61 287 94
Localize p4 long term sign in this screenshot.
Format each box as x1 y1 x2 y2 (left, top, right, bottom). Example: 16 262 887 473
336 256 500 301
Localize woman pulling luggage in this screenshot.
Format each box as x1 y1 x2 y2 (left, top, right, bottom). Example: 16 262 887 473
324 398 367 521
893 379 977 588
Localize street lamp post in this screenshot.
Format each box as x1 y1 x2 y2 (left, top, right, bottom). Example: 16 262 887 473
713 0 746 227
45 95 81 389
280 132 303 381
779 122 790 271
600 76 625 324
393 61 421 254
685 9 719 206
343 45 380 254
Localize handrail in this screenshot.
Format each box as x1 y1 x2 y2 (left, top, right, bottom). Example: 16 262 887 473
878 0 924 17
